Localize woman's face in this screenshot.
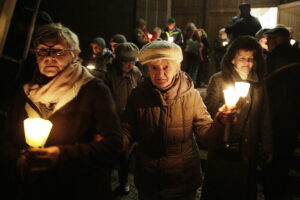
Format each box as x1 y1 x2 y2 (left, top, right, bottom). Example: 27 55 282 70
147 59 179 89
36 40 75 77
231 49 254 73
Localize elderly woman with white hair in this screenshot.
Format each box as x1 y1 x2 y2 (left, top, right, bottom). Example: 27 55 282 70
121 40 236 200
0 23 122 200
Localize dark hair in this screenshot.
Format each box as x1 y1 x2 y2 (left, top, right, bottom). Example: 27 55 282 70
221 36 264 80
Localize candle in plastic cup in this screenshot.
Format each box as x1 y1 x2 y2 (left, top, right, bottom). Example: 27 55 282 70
235 82 250 98
168 37 174 42
223 86 239 107
24 118 53 148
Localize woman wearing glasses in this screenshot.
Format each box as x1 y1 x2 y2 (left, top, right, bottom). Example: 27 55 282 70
0 23 122 200
200 36 272 200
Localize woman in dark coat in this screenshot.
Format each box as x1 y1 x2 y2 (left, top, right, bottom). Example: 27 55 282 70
0 23 122 200
121 40 236 200
201 36 272 200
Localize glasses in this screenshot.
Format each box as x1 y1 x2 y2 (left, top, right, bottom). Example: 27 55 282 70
35 48 73 57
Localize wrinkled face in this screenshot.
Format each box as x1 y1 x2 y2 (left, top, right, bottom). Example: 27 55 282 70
36 40 75 77
232 49 254 73
121 61 135 73
147 59 179 89
90 43 102 55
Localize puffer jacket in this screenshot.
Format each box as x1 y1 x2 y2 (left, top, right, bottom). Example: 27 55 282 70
122 71 225 197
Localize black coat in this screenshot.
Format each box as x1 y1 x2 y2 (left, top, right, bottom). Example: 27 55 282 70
201 70 272 200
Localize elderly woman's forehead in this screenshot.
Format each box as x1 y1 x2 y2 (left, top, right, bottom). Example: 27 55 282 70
148 59 174 65
37 39 69 47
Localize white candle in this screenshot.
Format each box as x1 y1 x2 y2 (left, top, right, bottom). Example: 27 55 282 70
87 64 96 70
168 36 174 43
24 118 53 148
222 41 229 46
235 82 250 98
223 86 240 107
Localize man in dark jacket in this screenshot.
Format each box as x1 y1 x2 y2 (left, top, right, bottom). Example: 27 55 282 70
121 40 236 200
264 26 300 77
263 27 300 200
225 3 262 40
161 18 184 47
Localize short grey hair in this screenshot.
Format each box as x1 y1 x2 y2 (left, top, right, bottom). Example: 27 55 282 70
33 23 81 55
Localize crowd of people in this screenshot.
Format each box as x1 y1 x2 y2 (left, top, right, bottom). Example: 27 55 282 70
1 2 300 200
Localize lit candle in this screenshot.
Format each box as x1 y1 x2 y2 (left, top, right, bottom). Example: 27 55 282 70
87 64 96 70
24 118 53 148
290 39 296 46
147 33 153 40
168 36 174 43
223 86 239 108
235 82 250 98
222 41 229 46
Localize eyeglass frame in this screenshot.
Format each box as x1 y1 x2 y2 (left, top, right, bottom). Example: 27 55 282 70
34 48 74 57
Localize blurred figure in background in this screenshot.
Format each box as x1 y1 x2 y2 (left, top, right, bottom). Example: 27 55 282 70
83 37 113 79
110 34 127 56
195 28 211 88
213 28 230 72
104 42 142 196
132 18 150 49
225 3 262 40
150 27 162 41
161 18 184 47
264 26 300 76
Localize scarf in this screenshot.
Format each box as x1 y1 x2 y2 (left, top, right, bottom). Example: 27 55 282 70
24 63 94 118
234 67 249 80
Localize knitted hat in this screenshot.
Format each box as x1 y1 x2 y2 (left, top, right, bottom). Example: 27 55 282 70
167 18 176 24
138 40 183 65
90 37 106 49
115 42 139 62
110 34 127 44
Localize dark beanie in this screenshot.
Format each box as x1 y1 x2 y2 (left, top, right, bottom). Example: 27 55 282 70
115 42 139 62
91 37 106 48
110 34 127 44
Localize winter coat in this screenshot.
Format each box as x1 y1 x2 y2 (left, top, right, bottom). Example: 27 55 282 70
104 65 142 116
265 43 300 76
161 27 184 47
0 78 122 200
122 71 225 198
225 15 262 40
201 69 272 200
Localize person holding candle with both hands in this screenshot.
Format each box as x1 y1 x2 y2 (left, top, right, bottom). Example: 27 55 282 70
0 23 122 200
201 35 273 200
